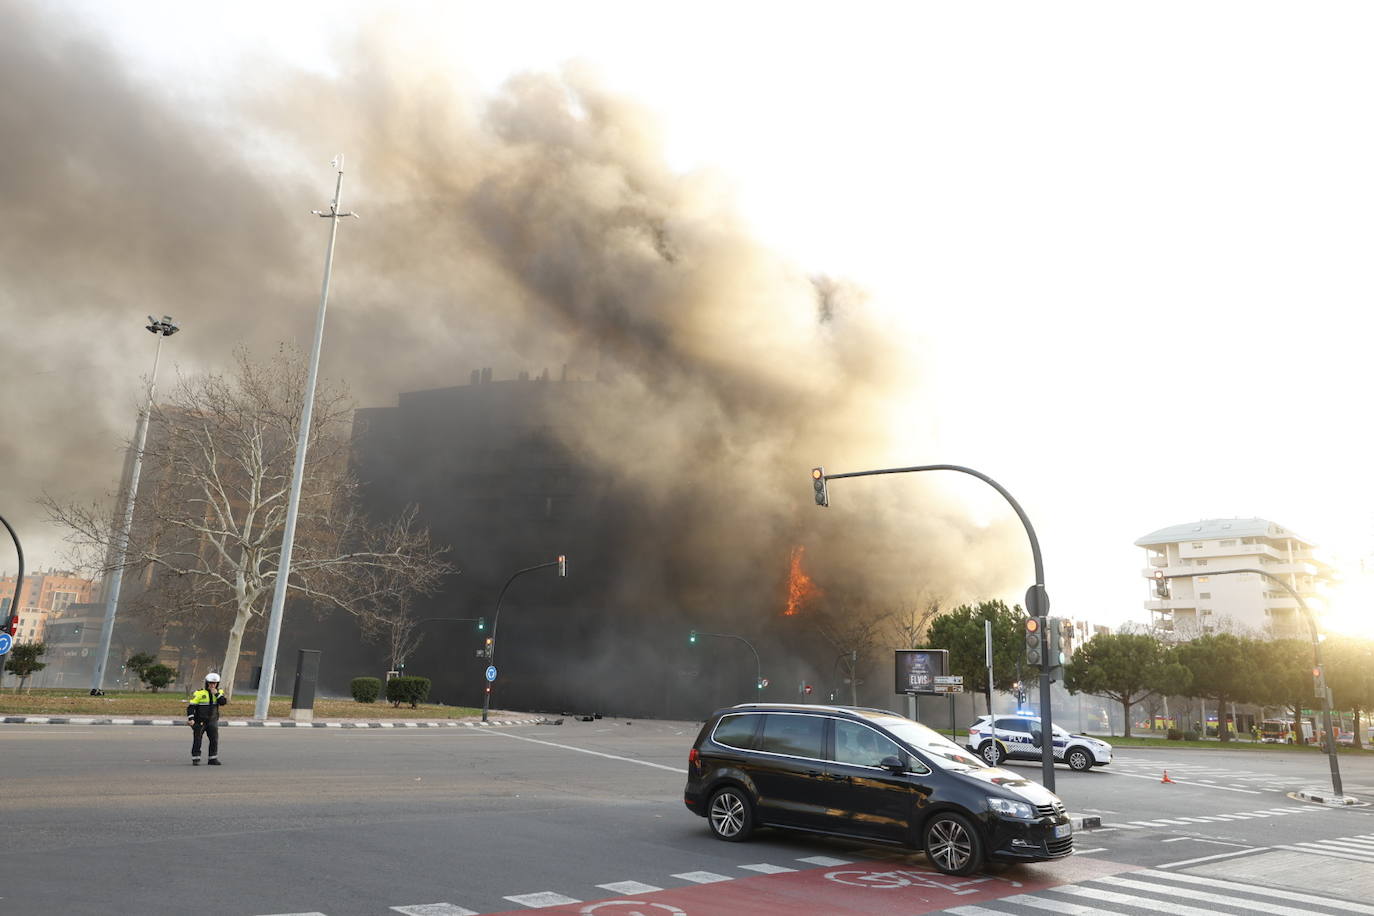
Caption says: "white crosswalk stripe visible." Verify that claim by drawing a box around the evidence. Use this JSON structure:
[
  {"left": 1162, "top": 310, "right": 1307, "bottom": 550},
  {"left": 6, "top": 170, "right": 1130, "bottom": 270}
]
[
  {"left": 503, "top": 892, "right": 581, "bottom": 908},
  {"left": 937, "top": 866, "right": 1369, "bottom": 915},
  {"left": 596, "top": 881, "right": 662, "bottom": 895}
]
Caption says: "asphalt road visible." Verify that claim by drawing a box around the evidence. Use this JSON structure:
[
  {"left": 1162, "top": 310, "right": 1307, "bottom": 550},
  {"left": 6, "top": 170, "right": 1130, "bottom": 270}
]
[{"left": 2, "top": 720, "right": 1372, "bottom": 915}]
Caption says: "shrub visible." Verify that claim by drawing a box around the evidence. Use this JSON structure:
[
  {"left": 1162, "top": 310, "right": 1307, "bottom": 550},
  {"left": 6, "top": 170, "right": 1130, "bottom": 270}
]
[
  {"left": 385, "top": 676, "right": 431, "bottom": 708},
  {"left": 1166, "top": 728, "right": 1182, "bottom": 741},
  {"left": 1183, "top": 729, "right": 1201, "bottom": 742},
  {"left": 142, "top": 664, "right": 177, "bottom": 692},
  {"left": 351, "top": 677, "right": 381, "bottom": 704}
]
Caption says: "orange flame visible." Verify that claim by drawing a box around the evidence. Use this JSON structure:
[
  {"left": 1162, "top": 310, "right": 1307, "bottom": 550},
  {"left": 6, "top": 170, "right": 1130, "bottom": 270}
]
[{"left": 784, "top": 545, "right": 822, "bottom": 616}]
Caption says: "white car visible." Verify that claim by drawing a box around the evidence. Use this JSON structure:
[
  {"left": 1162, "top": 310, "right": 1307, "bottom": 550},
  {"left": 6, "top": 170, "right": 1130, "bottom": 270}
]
[{"left": 966, "top": 715, "right": 1113, "bottom": 772}]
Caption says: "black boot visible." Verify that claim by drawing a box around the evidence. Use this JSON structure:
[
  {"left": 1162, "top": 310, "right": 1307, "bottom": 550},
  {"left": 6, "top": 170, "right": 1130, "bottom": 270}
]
[
  {"left": 192, "top": 758, "right": 201, "bottom": 765},
  {"left": 207, "top": 758, "right": 222, "bottom": 766}
]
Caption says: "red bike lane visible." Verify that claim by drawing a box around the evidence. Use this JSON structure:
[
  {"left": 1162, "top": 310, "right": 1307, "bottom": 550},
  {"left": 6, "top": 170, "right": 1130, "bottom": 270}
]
[{"left": 487, "top": 854, "right": 1139, "bottom": 916}]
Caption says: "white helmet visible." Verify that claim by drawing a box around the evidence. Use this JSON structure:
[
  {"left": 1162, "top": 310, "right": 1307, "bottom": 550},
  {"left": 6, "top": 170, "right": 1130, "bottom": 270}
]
[{"left": 205, "top": 672, "right": 221, "bottom": 683}]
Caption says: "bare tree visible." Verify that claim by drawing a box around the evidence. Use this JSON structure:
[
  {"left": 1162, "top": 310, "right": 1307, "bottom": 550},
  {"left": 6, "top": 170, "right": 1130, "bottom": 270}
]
[
  {"left": 813, "top": 600, "right": 893, "bottom": 706},
  {"left": 44, "top": 347, "right": 451, "bottom": 689},
  {"left": 888, "top": 594, "right": 945, "bottom": 649}
]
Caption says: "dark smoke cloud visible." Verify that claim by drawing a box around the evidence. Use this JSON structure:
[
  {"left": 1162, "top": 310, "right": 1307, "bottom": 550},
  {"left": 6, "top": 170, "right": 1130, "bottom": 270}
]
[{"left": 1, "top": 7, "right": 1022, "bottom": 625}]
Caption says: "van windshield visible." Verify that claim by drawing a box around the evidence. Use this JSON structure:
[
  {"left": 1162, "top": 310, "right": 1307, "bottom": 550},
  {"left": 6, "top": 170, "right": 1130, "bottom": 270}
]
[{"left": 860, "top": 712, "right": 984, "bottom": 771}]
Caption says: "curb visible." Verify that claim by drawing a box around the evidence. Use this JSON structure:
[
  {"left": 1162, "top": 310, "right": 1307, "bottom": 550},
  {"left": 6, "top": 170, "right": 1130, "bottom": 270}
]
[
  {"left": 1292, "top": 789, "right": 1365, "bottom": 807},
  {"left": 1, "top": 715, "right": 548, "bottom": 729},
  {"left": 1070, "top": 814, "right": 1102, "bottom": 830}
]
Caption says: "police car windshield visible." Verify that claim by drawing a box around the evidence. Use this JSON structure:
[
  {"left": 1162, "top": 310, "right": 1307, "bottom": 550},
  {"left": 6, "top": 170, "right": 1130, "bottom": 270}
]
[{"left": 861, "top": 713, "right": 983, "bottom": 770}]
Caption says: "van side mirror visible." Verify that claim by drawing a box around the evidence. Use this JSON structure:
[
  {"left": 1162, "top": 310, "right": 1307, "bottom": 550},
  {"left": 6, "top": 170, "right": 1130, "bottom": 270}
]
[{"left": 880, "top": 755, "right": 905, "bottom": 773}]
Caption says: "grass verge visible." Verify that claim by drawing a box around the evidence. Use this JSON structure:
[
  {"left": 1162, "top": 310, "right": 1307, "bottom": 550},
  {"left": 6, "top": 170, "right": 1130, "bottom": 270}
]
[{"left": 0, "top": 688, "right": 481, "bottom": 719}]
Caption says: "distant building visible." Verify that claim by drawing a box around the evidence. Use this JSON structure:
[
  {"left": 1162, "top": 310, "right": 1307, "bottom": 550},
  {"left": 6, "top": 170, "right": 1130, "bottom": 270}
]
[
  {"left": 0, "top": 570, "right": 99, "bottom": 644},
  {"left": 1135, "top": 518, "right": 1330, "bottom": 638}
]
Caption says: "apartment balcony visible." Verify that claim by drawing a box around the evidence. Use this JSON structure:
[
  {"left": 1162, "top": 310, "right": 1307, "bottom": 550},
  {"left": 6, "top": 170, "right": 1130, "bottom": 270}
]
[{"left": 1144, "top": 599, "right": 1197, "bottom": 612}]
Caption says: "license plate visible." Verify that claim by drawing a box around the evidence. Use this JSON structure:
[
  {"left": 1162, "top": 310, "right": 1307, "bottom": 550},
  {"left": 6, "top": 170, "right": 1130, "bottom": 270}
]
[{"left": 1053, "top": 823, "right": 1072, "bottom": 839}]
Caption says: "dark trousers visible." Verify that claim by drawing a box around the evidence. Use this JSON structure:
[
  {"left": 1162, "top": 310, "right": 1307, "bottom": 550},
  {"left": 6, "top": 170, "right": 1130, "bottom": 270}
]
[{"left": 191, "top": 721, "right": 219, "bottom": 759}]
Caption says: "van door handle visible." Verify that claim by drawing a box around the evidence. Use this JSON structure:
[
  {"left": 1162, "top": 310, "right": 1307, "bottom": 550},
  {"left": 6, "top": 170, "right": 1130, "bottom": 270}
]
[{"left": 824, "top": 773, "right": 849, "bottom": 782}]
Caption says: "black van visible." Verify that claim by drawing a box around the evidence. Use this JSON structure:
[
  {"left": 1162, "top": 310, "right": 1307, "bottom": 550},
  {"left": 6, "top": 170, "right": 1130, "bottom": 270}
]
[{"left": 683, "top": 703, "right": 1072, "bottom": 875}]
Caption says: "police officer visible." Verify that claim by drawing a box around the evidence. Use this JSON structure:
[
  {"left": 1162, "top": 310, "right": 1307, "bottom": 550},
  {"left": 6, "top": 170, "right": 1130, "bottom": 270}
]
[{"left": 187, "top": 672, "right": 228, "bottom": 765}]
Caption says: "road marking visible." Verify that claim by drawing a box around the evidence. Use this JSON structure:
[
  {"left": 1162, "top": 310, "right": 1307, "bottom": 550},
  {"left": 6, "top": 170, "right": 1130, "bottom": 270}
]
[
  {"left": 947, "top": 906, "right": 1005, "bottom": 915},
  {"left": 1148, "top": 868, "right": 1374, "bottom": 913},
  {"left": 391, "top": 905, "right": 480, "bottom": 916},
  {"left": 1073, "top": 847, "right": 1108, "bottom": 855},
  {"left": 739, "top": 863, "right": 796, "bottom": 874},
  {"left": 596, "top": 882, "right": 663, "bottom": 895},
  {"left": 1157, "top": 846, "right": 1267, "bottom": 868},
  {"left": 1100, "top": 874, "right": 1340, "bottom": 915},
  {"left": 979, "top": 894, "right": 1102, "bottom": 914},
  {"left": 1107, "top": 770, "right": 1262, "bottom": 793},
  {"left": 797, "top": 856, "right": 852, "bottom": 866},
  {"left": 481, "top": 730, "right": 687, "bottom": 773},
  {"left": 672, "top": 871, "right": 732, "bottom": 884},
  {"left": 1276, "top": 842, "right": 1374, "bottom": 862},
  {"left": 504, "top": 892, "right": 582, "bottom": 908}
]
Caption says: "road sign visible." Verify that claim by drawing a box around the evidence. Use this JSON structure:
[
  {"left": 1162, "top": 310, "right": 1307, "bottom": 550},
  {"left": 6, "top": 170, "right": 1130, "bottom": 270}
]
[
  {"left": 931, "top": 684, "right": 964, "bottom": 694},
  {"left": 485, "top": 665, "right": 497, "bottom": 682},
  {"left": 759, "top": 678, "right": 769, "bottom": 688},
  {"left": 0, "top": 632, "right": 11, "bottom": 656},
  {"left": 933, "top": 675, "right": 963, "bottom": 685}
]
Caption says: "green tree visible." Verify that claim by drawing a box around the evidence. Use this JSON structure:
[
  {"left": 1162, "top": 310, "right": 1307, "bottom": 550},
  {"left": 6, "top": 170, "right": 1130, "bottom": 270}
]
[
  {"left": 1176, "top": 634, "right": 1256, "bottom": 743},
  {"left": 927, "top": 600, "right": 1026, "bottom": 712},
  {"left": 1325, "top": 636, "right": 1374, "bottom": 749},
  {"left": 125, "top": 651, "right": 157, "bottom": 683},
  {"left": 1062, "top": 632, "right": 1189, "bottom": 738},
  {"left": 142, "top": 664, "right": 177, "bottom": 692},
  {"left": 5, "top": 642, "right": 48, "bottom": 692},
  {"left": 1252, "top": 638, "right": 1316, "bottom": 735}
]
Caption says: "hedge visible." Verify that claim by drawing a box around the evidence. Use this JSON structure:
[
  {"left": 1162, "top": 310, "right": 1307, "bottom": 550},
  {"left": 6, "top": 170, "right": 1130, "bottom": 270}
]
[
  {"left": 351, "top": 677, "right": 382, "bottom": 704},
  {"left": 385, "top": 675, "right": 431, "bottom": 708}
]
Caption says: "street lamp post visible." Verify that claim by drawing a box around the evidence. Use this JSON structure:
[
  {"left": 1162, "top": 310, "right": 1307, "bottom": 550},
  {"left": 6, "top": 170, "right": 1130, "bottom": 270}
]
[
  {"left": 690, "top": 630, "right": 764, "bottom": 698},
  {"left": 90, "top": 315, "right": 179, "bottom": 696},
  {"left": 255, "top": 158, "right": 356, "bottom": 720},
  {"left": 1156, "top": 567, "right": 1346, "bottom": 798},
  {"left": 812, "top": 463, "right": 1058, "bottom": 790},
  {"left": 483, "top": 556, "right": 566, "bottom": 723}
]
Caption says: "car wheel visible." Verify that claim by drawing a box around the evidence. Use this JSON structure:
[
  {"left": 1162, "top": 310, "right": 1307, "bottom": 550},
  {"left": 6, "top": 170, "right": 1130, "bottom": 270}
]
[
  {"left": 980, "top": 741, "right": 1005, "bottom": 766},
  {"left": 1066, "top": 747, "right": 1093, "bottom": 771},
  {"left": 924, "top": 811, "right": 984, "bottom": 876},
  {"left": 707, "top": 786, "right": 754, "bottom": 842}
]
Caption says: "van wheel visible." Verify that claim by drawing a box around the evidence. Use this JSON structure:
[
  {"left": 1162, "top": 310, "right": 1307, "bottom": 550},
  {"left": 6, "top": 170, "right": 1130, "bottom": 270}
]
[
  {"left": 708, "top": 786, "right": 754, "bottom": 842},
  {"left": 1066, "top": 747, "right": 1093, "bottom": 771},
  {"left": 925, "top": 812, "right": 984, "bottom": 876},
  {"left": 980, "top": 742, "right": 1005, "bottom": 766}
]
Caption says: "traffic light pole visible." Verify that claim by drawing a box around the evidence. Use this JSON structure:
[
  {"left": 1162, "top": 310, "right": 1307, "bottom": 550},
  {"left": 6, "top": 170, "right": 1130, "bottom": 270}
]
[
  {"left": 691, "top": 630, "right": 764, "bottom": 697},
  {"left": 1155, "top": 568, "right": 1344, "bottom": 798},
  {"left": 483, "top": 557, "right": 565, "bottom": 723},
  {"left": 1, "top": 514, "right": 24, "bottom": 691},
  {"left": 813, "top": 464, "right": 1057, "bottom": 791}
]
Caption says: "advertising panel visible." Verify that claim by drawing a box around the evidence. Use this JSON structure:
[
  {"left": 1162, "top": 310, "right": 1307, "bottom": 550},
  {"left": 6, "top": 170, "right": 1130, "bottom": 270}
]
[{"left": 894, "top": 649, "right": 948, "bottom": 695}]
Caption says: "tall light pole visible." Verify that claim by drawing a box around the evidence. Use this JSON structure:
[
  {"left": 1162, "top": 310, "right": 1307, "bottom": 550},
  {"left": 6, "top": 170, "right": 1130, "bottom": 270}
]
[
  {"left": 90, "top": 315, "right": 179, "bottom": 696},
  {"left": 254, "top": 157, "right": 357, "bottom": 720}
]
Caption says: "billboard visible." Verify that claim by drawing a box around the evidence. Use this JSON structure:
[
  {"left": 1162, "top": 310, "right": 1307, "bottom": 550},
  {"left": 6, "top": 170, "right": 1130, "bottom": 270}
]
[{"left": 895, "top": 649, "right": 948, "bottom": 695}]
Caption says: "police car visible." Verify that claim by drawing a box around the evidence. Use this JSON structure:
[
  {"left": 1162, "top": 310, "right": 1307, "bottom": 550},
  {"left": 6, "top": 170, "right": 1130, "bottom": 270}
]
[{"left": 967, "top": 715, "right": 1113, "bottom": 771}]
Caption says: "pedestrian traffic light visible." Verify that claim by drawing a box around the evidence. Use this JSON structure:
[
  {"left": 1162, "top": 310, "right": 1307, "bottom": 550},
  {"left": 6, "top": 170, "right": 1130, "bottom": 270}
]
[
  {"left": 811, "top": 467, "right": 829, "bottom": 507},
  {"left": 1024, "top": 617, "right": 1043, "bottom": 667},
  {"left": 558, "top": 555, "right": 566, "bottom": 577},
  {"left": 1153, "top": 570, "right": 1169, "bottom": 599},
  {"left": 476, "top": 617, "right": 486, "bottom": 631},
  {"left": 689, "top": 630, "right": 697, "bottom": 644}
]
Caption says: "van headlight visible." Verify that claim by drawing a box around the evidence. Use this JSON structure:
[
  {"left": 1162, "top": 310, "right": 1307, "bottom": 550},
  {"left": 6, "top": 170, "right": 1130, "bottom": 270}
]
[{"left": 987, "top": 797, "right": 1034, "bottom": 820}]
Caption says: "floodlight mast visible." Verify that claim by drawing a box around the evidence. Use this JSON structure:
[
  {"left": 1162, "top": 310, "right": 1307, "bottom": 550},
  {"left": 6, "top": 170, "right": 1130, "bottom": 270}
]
[{"left": 254, "top": 158, "right": 355, "bottom": 720}]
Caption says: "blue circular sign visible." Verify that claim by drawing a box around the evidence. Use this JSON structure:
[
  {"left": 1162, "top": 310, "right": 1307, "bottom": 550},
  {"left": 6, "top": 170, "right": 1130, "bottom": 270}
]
[
  {"left": 0, "top": 632, "right": 12, "bottom": 656},
  {"left": 485, "top": 665, "right": 497, "bottom": 682}
]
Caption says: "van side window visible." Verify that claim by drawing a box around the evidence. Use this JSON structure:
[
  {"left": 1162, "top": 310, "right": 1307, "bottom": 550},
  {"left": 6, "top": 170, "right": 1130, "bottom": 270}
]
[
  {"left": 760, "top": 713, "right": 825, "bottom": 759},
  {"left": 833, "top": 720, "right": 904, "bottom": 768},
  {"left": 712, "top": 714, "right": 762, "bottom": 750}
]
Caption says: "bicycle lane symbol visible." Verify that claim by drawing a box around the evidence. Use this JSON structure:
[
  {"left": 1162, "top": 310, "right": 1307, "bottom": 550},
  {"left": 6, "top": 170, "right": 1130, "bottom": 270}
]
[
  {"left": 824, "top": 867, "right": 1023, "bottom": 897},
  {"left": 579, "top": 901, "right": 687, "bottom": 916}
]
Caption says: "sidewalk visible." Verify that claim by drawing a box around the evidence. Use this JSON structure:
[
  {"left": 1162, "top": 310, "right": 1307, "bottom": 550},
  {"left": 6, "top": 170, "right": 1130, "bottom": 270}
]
[{"left": 0, "top": 712, "right": 549, "bottom": 728}]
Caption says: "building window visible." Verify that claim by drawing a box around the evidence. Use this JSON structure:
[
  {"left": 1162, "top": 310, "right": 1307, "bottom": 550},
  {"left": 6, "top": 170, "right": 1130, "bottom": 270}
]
[
  {"left": 1197, "top": 560, "right": 1208, "bottom": 566},
  {"left": 1219, "top": 539, "right": 1236, "bottom": 547},
  {"left": 1197, "top": 576, "right": 1210, "bottom": 582},
  {"left": 1199, "top": 592, "right": 1211, "bottom": 599},
  {"left": 1191, "top": 542, "right": 1204, "bottom": 549}
]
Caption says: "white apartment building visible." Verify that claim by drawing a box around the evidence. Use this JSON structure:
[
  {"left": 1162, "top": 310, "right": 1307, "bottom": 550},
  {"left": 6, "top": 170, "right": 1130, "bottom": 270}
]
[{"left": 1135, "top": 518, "right": 1330, "bottom": 638}]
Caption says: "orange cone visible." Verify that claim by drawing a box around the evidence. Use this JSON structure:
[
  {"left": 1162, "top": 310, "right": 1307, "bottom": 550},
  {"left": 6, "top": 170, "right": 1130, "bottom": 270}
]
[{"left": 1161, "top": 770, "right": 1174, "bottom": 784}]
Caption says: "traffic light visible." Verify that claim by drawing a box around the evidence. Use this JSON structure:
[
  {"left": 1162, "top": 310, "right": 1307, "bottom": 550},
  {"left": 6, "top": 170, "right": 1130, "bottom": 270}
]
[
  {"left": 1024, "top": 617, "right": 1043, "bottom": 667},
  {"left": 1153, "top": 570, "right": 1169, "bottom": 599},
  {"left": 689, "top": 630, "right": 697, "bottom": 644},
  {"left": 476, "top": 617, "right": 486, "bottom": 632},
  {"left": 1046, "top": 618, "right": 1062, "bottom": 671},
  {"left": 1313, "top": 665, "right": 1326, "bottom": 699},
  {"left": 811, "top": 467, "right": 829, "bottom": 507},
  {"left": 558, "top": 555, "right": 567, "bottom": 577},
  {"left": 484, "top": 636, "right": 494, "bottom": 658}
]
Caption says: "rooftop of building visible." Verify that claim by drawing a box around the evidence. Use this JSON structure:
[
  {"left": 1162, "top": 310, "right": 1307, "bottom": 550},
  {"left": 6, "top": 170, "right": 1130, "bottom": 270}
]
[{"left": 1133, "top": 517, "right": 1313, "bottom": 548}]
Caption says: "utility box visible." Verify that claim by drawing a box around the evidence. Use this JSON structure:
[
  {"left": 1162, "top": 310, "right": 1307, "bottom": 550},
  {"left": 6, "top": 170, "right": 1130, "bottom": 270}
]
[{"left": 290, "top": 649, "right": 322, "bottom": 722}]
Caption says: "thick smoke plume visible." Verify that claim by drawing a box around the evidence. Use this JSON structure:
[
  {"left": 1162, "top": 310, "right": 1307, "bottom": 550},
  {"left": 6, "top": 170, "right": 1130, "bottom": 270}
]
[{"left": 1, "top": 7, "right": 1023, "bottom": 700}]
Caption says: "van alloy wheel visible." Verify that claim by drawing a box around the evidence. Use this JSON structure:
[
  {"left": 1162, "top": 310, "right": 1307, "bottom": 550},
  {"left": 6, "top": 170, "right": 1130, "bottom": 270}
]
[
  {"left": 925, "top": 813, "right": 983, "bottom": 876},
  {"left": 708, "top": 787, "right": 753, "bottom": 842}
]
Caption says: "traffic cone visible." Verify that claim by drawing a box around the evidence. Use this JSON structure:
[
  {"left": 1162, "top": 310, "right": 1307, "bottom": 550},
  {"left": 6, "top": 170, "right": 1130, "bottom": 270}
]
[{"left": 1161, "top": 770, "right": 1174, "bottom": 784}]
